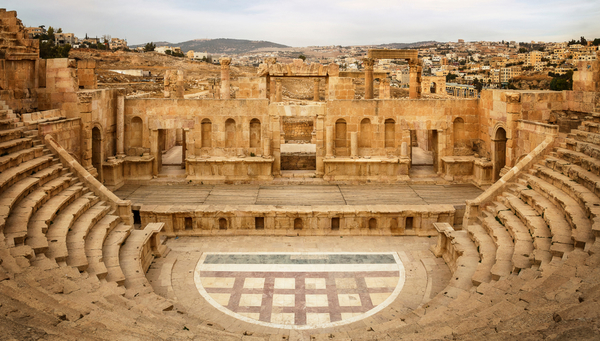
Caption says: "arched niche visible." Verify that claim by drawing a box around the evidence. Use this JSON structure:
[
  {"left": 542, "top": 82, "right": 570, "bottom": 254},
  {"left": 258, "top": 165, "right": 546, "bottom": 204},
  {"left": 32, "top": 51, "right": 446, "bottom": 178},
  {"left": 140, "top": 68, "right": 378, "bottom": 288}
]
[
  {"left": 201, "top": 119, "right": 212, "bottom": 148},
  {"left": 385, "top": 118, "right": 395, "bottom": 148},
  {"left": 225, "top": 118, "right": 236, "bottom": 148},
  {"left": 250, "top": 118, "right": 261, "bottom": 148},
  {"left": 359, "top": 118, "right": 371, "bottom": 148}
]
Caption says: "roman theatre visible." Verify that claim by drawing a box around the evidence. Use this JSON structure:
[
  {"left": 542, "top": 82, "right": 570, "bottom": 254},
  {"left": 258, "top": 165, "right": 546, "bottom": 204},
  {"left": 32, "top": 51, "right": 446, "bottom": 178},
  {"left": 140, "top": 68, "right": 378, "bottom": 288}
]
[{"left": 1, "top": 8, "right": 600, "bottom": 340}]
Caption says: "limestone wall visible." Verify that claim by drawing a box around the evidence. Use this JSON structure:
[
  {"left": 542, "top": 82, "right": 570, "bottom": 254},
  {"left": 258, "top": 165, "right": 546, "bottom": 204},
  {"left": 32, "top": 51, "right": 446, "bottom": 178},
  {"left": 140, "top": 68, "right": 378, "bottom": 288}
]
[
  {"left": 77, "top": 88, "right": 120, "bottom": 168},
  {"left": 125, "top": 98, "right": 270, "bottom": 158},
  {"left": 236, "top": 77, "right": 267, "bottom": 99},
  {"left": 140, "top": 204, "right": 456, "bottom": 237},
  {"left": 325, "top": 99, "right": 479, "bottom": 160},
  {"left": 37, "top": 117, "right": 82, "bottom": 161}
]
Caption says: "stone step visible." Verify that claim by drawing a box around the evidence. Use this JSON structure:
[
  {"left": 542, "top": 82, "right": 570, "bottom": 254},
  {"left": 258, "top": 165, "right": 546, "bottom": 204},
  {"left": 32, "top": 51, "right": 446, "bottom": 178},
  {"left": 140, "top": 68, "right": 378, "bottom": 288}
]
[
  {"left": 0, "top": 145, "right": 45, "bottom": 174},
  {"left": 0, "top": 154, "right": 54, "bottom": 196},
  {"left": 0, "top": 127, "right": 23, "bottom": 143},
  {"left": 571, "top": 129, "right": 600, "bottom": 146},
  {"left": 45, "top": 193, "right": 98, "bottom": 263},
  {"left": 103, "top": 223, "right": 132, "bottom": 286},
  {"left": 480, "top": 210, "right": 514, "bottom": 280},
  {"left": 0, "top": 137, "right": 32, "bottom": 155},
  {"left": 556, "top": 148, "right": 600, "bottom": 178},
  {"left": 467, "top": 223, "right": 496, "bottom": 286},
  {"left": 545, "top": 156, "right": 600, "bottom": 200},
  {"left": 85, "top": 214, "right": 121, "bottom": 280},
  {"left": 496, "top": 195, "right": 535, "bottom": 272},
  {"left": 532, "top": 165, "right": 596, "bottom": 248},
  {"left": 66, "top": 202, "right": 112, "bottom": 271},
  {"left": 521, "top": 174, "right": 578, "bottom": 257},
  {"left": 120, "top": 224, "right": 163, "bottom": 298},
  {"left": 502, "top": 190, "right": 553, "bottom": 266},
  {"left": 3, "top": 174, "right": 72, "bottom": 246},
  {"left": 26, "top": 184, "right": 85, "bottom": 254},
  {"left": 0, "top": 163, "right": 64, "bottom": 235}
]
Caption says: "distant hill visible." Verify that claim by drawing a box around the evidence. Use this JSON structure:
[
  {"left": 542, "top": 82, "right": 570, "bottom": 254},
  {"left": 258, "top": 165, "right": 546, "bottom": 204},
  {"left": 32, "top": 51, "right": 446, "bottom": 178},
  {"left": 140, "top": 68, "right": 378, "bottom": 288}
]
[
  {"left": 132, "top": 38, "right": 289, "bottom": 54},
  {"left": 377, "top": 41, "right": 438, "bottom": 49}
]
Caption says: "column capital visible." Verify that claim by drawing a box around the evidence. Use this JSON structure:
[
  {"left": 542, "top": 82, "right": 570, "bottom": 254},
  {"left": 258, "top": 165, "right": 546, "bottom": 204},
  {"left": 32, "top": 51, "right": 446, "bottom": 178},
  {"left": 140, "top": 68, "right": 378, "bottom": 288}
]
[
  {"left": 220, "top": 57, "right": 232, "bottom": 68},
  {"left": 362, "top": 58, "right": 375, "bottom": 70}
]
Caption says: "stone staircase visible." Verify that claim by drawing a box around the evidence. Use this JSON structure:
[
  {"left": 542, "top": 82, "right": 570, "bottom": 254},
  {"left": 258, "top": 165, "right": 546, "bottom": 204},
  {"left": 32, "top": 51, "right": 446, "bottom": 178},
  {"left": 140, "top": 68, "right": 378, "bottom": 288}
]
[
  {"left": 2, "top": 95, "right": 600, "bottom": 339},
  {"left": 0, "top": 101, "right": 252, "bottom": 340},
  {"left": 309, "top": 115, "right": 600, "bottom": 340}
]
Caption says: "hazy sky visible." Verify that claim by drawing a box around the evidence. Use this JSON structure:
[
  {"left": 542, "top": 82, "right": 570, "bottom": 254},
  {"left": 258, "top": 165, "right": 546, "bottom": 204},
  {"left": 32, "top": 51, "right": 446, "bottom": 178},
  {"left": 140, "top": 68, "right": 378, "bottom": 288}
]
[{"left": 12, "top": 0, "right": 600, "bottom": 46}]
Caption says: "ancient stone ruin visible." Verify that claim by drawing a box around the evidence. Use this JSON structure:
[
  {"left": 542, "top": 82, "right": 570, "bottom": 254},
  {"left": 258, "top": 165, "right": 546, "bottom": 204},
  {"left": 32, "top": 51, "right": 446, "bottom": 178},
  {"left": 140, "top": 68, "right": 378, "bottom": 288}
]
[{"left": 1, "top": 8, "right": 600, "bottom": 340}]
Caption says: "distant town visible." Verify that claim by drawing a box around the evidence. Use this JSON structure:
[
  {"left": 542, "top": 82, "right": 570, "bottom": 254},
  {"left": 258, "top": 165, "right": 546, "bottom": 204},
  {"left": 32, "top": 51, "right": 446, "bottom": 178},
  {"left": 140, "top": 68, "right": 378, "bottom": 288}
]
[{"left": 25, "top": 25, "right": 599, "bottom": 94}]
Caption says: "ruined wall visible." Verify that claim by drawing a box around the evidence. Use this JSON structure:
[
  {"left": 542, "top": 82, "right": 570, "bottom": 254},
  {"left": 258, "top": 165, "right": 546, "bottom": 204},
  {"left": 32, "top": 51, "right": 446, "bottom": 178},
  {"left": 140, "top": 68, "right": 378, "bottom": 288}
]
[
  {"left": 37, "top": 117, "right": 82, "bottom": 161},
  {"left": 38, "top": 58, "right": 79, "bottom": 115},
  {"left": 77, "top": 59, "right": 97, "bottom": 90},
  {"left": 282, "top": 116, "right": 314, "bottom": 142},
  {"left": 0, "top": 9, "right": 40, "bottom": 113},
  {"left": 328, "top": 77, "right": 355, "bottom": 100},
  {"left": 325, "top": 99, "right": 479, "bottom": 159},
  {"left": 236, "top": 77, "right": 267, "bottom": 99},
  {"left": 77, "top": 88, "right": 120, "bottom": 167},
  {"left": 125, "top": 98, "right": 270, "bottom": 158}
]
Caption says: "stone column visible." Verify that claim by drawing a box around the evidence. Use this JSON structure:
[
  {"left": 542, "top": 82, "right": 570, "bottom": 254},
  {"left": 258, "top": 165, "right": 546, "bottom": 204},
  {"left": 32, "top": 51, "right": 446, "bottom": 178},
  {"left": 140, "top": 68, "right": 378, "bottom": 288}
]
[
  {"left": 326, "top": 126, "right": 334, "bottom": 157},
  {"left": 275, "top": 79, "right": 283, "bottom": 102},
  {"left": 116, "top": 91, "right": 125, "bottom": 157},
  {"left": 379, "top": 78, "right": 391, "bottom": 99},
  {"left": 220, "top": 57, "right": 232, "bottom": 99},
  {"left": 270, "top": 78, "right": 276, "bottom": 102},
  {"left": 181, "top": 129, "right": 187, "bottom": 169},
  {"left": 401, "top": 142, "right": 408, "bottom": 157},
  {"left": 350, "top": 132, "right": 358, "bottom": 158},
  {"left": 363, "top": 58, "right": 375, "bottom": 99},
  {"left": 150, "top": 129, "right": 159, "bottom": 177},
  {"left": 313, "top": 79, "right": 320, "bottom": 101},
  {"left": 185, "top": 128, "right": 195, "bottom": 158},
  {"left": 175, "top": 70, "right": 184, "bottom": 99},
  {"left": 409, "top": 63, "right": 422, "bottom": 99},
  {"left": 163, "top": 70, "right": 171, "bottom": 98},
  {"left": 263, "top": 137, "right": 271, "bottom": 157}
]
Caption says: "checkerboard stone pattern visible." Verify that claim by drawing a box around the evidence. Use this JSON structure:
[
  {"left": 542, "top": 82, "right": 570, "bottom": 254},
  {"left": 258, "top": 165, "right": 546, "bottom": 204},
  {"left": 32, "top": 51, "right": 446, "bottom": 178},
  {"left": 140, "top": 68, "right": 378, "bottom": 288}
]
[{"left": 194, "top": 253, "right": 404, "bottom": 328}]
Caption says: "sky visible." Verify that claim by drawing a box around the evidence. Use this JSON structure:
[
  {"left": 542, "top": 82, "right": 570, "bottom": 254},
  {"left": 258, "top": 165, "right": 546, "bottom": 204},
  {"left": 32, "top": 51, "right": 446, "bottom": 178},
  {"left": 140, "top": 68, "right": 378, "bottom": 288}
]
[{"left": 11, "top": 0, "right": 600, "bottom": 47}]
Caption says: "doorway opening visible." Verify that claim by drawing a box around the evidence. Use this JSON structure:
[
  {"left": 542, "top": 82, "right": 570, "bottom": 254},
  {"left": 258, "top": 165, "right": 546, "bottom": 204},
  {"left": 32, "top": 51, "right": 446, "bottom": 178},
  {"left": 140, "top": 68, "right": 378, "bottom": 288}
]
[
  {"left": 493, "top": 127, "right": 507, "bottom": 181},
  {"left": 92, "top": 126, "right": 102, "bottom": 182},
  {"left": 409, "top": 129, "right": 438, "bottom": 177}
]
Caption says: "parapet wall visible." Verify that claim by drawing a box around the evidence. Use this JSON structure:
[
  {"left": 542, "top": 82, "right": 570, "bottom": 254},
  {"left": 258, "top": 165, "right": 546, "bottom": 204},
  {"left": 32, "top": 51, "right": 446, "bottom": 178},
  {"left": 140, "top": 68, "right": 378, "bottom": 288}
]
[{"left": 140, "top": 204, "right": 456, "bottom": 237}]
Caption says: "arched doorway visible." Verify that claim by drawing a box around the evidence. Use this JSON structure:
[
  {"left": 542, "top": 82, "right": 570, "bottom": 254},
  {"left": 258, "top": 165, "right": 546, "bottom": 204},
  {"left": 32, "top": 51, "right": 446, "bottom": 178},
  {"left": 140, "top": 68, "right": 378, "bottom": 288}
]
[
  {"left": 92, "top": 126, "right": 102, "bottom": 181},
  {"left": 492, "top": 127, "right": 507, "bottom": 181},
  {"left": 430, "top": 82, "right": 437, "bottom": 94}
]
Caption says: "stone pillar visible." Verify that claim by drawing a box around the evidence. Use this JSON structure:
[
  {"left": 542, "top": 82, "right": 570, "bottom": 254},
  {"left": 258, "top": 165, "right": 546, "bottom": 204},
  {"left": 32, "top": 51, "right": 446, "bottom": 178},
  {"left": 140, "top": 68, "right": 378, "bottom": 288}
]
[
  {"left": 363, "top": 58, "right": 375, "bottom": 99},
  {"left": 275, "top": 79, "right": 283, "bottom": 102},
  {"left": 409, "top": 63, "right": 422, "bottom": 99},
  {"left": 181, "top": 129, "right": 187, "bottom": 169},
  {"left": 316, "top": 115, "right": 325, "bottom": 177},
  {"left": 313, "top": 79, "right": 320, "bottom": 101},
  {"left": 270, "top": 78, "right": 276, "bottom": 102},
  {"left": 379, "top": 78, "right": 391, "bottom": 99},
  {"left": 185, "top": 128, "right": 195, "bottom": 158},
  {"left": 401, "top": 142, "right": 408, "bottom": 157},
  {"left": 116, "top": 91, "right": 125, "bottom": 157},
  {"left": 220, "top": 57, "right": 232, "bottom": 99},
  {"left": 263, "top": 137, "right": 271, "bottom": 157},
  {"left": 350, "top": 132, "right": 358, "bottom": 158},
  {"left": 163, "top": 70, "right": 171, "bottom": 98},
  {"left": 175, "top": 70, "right": 184, "bottom": 99},
  {"left": 150, "top": 129, "right": 159, "bottom": 177},
  {"left": 326, "top": 126, "right": 334, "bottom": 157}
]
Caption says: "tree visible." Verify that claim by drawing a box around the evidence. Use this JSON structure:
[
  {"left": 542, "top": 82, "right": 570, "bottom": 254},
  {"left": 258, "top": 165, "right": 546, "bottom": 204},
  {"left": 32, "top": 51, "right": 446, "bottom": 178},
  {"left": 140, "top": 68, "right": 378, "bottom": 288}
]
[
  {"left": 57, "top": 28, "right": 62, "bottom": 33},
  {"left": 446, "top": 73, "right": 458, "bottom": 82},
  {"left": 550, "top": 70, "right": 573, "bottom": 91},
  {"left": 518, "top": 47, "right": 528, "bottom": 54},
  {"left": 298, "top": 54, "right": 306, "bottom": 61},
  {"left": 144, "top": 42, "right": 156, "bottom": 52},
  {"left": 593, "top": 38, "right": 600, "bottom": 46},
  {"left": 47, "top": 26, "right": 55, "bottom": 41},
  {"left": 580, "top": 36, "right": 587, "bottom": 46}
]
